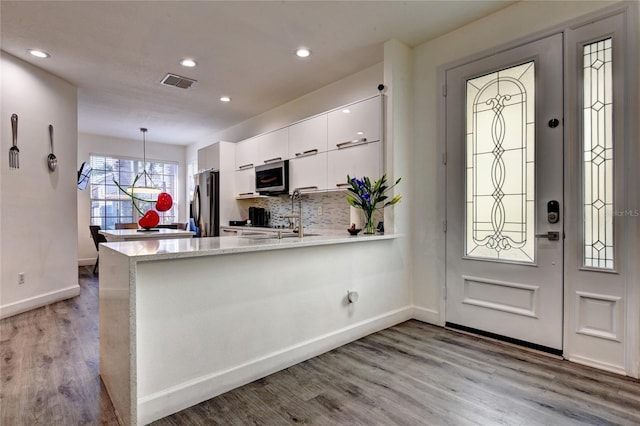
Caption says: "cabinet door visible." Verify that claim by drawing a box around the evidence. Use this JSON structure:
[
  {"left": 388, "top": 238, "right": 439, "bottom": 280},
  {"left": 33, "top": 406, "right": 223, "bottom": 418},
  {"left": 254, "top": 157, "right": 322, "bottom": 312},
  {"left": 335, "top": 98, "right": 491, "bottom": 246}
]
[
  {"left": 327, "top": 141, "right": 380, "bottom": 189},
  {"left": 289, "top": 114, "right": 328, "bottom": 157},
  {"left": 328, "top": 97, "right": 380, "bottom": 149},
  {"left": 235, "top": 137, "right": 259, "bottom": 170},
  {"left": 235, "top": 167, "right": 255, "bottom": 197},
  {"left": 197, "top": 143, "right": 219, "bottom": 171},
  {"left": 259, "top": 128, "right": 288, "bottom": 165},
  {"left": 289, "top": 152, "right": 328, "bottom": 192}
]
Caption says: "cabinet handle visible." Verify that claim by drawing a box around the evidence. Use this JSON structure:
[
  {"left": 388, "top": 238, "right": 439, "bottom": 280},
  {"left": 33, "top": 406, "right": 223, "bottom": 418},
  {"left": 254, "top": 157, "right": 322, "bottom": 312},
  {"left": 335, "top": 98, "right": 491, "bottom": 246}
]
[
  {"left": 238, "top": 192, "right": 254, "bottom": 196},
  {"left": 295, "top": 149, "right": 318, "bottom": 158},
  {"left": 223, "top": 229, "right": 238, "bottom": 233},
  {"left": 263, "top": 157, "right": 282, "bottom": 164},
  {"left": 336, "top": 137, "right": 368, "bottom": 149},
  {"left": 297, "top": 186, "right": 318, "bottom": 191},
  {"left": 335, "top": 183, "right": 351, "bottom": 188},
  {"left": 239, "top": 163, "right": 254, "bottom": 170}
]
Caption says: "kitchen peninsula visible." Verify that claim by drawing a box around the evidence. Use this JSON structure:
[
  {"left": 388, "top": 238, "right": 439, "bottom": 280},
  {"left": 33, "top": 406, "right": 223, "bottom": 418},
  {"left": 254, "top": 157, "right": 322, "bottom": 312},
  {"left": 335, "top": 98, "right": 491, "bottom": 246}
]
[{"left": 99, "top": 232, "right": 409, "bottom": 425}]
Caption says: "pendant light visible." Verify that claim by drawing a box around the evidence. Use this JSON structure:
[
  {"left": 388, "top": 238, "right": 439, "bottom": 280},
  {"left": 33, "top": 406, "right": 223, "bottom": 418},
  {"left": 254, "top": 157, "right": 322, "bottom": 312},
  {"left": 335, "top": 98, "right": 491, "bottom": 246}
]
[{"left": 129, "top": 128, "right": 161, "bottom": 194}]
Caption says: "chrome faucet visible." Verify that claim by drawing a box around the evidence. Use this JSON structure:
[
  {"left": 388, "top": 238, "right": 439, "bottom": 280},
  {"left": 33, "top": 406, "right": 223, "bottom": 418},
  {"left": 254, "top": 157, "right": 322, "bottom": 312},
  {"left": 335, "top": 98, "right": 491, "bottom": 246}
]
[{"left": 283, "top": 188, "right": 304, "bottom": 238}]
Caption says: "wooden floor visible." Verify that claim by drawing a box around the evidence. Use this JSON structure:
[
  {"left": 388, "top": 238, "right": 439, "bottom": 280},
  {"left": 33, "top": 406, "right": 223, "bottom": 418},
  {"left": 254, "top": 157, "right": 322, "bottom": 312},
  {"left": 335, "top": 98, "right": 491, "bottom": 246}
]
[{"left": 1, "top": 268, "right": 639, "bottom": 425}]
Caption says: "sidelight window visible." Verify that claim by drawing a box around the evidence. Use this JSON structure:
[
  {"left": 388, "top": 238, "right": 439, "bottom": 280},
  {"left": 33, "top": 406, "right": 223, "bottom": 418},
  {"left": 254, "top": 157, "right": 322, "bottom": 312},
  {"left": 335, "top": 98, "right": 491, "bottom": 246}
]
[{"left": 582, "top": 38, "right": 614, "bottom": 270}]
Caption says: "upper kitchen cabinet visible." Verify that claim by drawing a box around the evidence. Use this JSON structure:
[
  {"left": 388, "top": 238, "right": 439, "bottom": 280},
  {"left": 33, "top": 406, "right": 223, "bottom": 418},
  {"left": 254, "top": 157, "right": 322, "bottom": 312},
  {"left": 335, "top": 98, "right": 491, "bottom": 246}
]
[
  {"left": 235, "top": 136, "right": 260, "bottom": 170},
  {"left": 258, "top": 128, "right": 288, "bottom": 165},
  {"left": 198, "top": 141, "right": 235, "bottom": 172},
  {"left": 327, "top": 96, "right": 380, "bottom": 149},
  {"left": 289, "top": 152, "right": 328, "bottom": 192},
  {"left": 327, "top": 140, "right": 380, "bottom": 190},
  {"left": 288, "top": 114, "right": 328, "bottom": 158}
]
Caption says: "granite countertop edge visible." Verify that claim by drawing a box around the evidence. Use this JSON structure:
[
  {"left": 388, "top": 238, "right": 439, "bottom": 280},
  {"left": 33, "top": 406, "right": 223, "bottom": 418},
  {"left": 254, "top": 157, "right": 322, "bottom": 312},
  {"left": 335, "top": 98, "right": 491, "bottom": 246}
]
[{"left": 101, "top": 232, "right": 403, "bottom": 262}]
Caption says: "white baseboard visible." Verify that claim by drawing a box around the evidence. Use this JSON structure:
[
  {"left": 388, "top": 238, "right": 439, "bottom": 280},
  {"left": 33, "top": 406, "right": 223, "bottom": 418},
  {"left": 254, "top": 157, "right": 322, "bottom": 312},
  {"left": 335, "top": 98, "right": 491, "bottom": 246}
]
[
  {"left": 0, "top": 285, "right": 81, "bottom": 319},
  {"left": 567, "top": 354, "right": 627, "bottom": 376},
  {"left": 138, "top": 306, "right": 413, "bottom": 425},
  {"left": 78, "top": 257, "right": 97, "bottom": 267},
  {"left": 412, "top": 306, "right": 442, "bottom": 325}
]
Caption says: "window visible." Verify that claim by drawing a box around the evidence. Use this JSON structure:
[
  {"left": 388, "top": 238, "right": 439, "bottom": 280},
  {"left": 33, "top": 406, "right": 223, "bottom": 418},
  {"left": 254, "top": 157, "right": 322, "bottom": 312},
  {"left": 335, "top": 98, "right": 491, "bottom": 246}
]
[
  {"left": 465, "top": 61, "right": 535, "bottom": 262},
  {"left": 582, "top": 38, "right": 614, "bottom": 269},
  {"left": 89, "top": 154, "right": 178, "bottom": 229}
]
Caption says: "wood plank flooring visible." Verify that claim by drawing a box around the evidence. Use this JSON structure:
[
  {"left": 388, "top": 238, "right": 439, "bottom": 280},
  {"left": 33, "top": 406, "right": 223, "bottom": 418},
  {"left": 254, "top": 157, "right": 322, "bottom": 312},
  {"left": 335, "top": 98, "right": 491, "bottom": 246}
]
[{"left": 2, "top": 267, "right": 639, "bottom": 425}]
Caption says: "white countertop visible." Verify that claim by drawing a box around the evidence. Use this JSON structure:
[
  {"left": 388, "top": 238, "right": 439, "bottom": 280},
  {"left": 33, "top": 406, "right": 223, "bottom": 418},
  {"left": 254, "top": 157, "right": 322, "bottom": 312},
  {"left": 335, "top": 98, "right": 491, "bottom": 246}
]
[{"left": 102, "top": 231, "right": 399, "bottom": 262}]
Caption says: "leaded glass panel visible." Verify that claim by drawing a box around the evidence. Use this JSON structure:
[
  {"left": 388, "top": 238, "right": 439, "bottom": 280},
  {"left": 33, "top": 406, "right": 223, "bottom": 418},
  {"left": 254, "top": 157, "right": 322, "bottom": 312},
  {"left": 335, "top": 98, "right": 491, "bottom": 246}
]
[
  {"left": 583, "top": 38, "right": 614, "bottom": 269},
  {"left": 465, "top": 61, "right": 535, "bottom": 262}
]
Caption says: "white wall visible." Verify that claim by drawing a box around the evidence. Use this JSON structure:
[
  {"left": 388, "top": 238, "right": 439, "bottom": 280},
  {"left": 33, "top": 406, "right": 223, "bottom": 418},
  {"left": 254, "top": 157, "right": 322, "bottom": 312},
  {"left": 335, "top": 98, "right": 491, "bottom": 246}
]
[
  {"left": 1, "top": 52, "right": 79, "bottom": 318},
  {"left": 77, "top": 133, "right": 187, "bottom": 265}
]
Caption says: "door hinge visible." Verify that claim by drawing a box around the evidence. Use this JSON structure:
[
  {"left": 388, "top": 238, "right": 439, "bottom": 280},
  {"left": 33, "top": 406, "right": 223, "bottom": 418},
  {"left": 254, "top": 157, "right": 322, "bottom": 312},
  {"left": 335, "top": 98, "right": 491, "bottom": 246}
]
[
  {"left": 443, "top": 220, "right": 447, "bottom": 233},
  {"left": 442, "top": 84, "right": 447, "bottom": 97},
  {"left": 442, "top": 152, "right": 447, "bottom": 165}
]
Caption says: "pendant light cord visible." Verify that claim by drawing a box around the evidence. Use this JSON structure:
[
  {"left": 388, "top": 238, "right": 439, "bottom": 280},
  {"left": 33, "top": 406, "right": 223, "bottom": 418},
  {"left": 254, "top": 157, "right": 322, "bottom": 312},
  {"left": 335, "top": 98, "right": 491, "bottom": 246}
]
[{"left": 140, "top": 127, "right": 148, "bottom": 186}]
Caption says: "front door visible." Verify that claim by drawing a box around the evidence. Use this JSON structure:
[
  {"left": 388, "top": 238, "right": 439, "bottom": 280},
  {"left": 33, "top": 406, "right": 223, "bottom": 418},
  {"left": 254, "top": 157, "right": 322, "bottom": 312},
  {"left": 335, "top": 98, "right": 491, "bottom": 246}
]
[{"left": 445, "top": 33, "right": 564, "bottom": 352}]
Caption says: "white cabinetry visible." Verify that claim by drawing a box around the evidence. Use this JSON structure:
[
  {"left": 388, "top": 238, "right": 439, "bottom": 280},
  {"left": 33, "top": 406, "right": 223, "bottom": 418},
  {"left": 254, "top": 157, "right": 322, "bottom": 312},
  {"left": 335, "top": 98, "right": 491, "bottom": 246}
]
[
  {"left": 233, "top": 95, "right": 382, "bottom": 195},
  {"left": 234, "top": 137, "right": 260, "bottom": 198},
  {"left": 288, "top": 115, "right": 328, "bottom": 191},
  {"left": 289, "top": 115, "right": 328, "bottom": 157},
  {"left": 259, "top": 128, "right": 288, "bottom": 164},
  {"left": 290, "top": 152, "right": 328, "bottom": 191},
  {"left": 235, "top": 167, "right": 255, "bottom": 197},
  {"left": 327, "top": 141, "right": 380, "bottom": 189},
  {"left": 198, "top": 143, "right": 220, "bottom": 172},
  {"left": 326, "top": 96, "right": 382, "bottom": 189},
  {"left": 327, "top": 96, "right": 380, "bottom": 149},
  {"left": 235, "top": 137, "right": 260, "bottom": 170}
]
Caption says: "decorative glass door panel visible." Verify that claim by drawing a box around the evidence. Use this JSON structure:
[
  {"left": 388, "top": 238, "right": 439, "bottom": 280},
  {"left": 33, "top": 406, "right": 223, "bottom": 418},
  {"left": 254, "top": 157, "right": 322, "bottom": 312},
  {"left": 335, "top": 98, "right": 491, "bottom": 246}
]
[{"left": 466, "top": 62, "right": 535, "bottom": 262}]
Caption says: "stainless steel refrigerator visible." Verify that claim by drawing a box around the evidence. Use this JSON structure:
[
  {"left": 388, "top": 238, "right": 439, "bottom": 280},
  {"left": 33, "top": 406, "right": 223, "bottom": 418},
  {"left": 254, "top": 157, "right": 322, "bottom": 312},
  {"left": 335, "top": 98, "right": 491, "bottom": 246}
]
[{"left": 192, "top": 169, "right": 220, "bottom": 237}]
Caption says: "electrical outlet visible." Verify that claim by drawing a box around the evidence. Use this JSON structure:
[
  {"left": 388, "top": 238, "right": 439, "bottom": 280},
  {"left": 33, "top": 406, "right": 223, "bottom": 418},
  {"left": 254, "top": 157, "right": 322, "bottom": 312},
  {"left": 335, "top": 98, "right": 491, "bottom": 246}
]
[
  {"left": 18, "top": 272, "right": 25, "bottom": 286},
  {"left": 317, "top": 206, "right": 323, "bottom": 216}
]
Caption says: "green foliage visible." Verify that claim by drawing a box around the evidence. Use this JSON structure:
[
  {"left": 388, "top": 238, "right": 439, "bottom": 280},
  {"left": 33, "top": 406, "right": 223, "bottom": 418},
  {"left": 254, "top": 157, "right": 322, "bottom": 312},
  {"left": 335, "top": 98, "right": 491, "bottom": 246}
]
[{"left": 345, "top": 174, "right": 402, "bottom": 218}]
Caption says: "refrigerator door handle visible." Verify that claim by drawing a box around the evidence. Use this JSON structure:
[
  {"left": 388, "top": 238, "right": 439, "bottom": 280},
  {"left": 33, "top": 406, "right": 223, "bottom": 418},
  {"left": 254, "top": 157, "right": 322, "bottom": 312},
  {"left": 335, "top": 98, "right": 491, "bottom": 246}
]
[{"left": 193, "top": 184, "right": 201, "bottom": 225}]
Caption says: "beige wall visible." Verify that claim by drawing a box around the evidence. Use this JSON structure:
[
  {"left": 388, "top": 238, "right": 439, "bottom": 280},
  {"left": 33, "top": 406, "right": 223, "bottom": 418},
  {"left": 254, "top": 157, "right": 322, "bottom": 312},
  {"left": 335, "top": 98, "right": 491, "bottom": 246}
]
[{"left": 1, "top": 52, "right": 79, "bottom": 318}]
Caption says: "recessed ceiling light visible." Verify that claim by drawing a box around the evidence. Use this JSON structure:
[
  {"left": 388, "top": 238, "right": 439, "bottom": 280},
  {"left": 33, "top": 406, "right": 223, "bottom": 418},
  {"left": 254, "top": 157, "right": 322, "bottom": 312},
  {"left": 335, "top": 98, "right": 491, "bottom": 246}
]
[
  {"left": 27, "top": 49, "right": 50, "bottom": 59},
  {"left": 180, "top": 58, "right": 197, "bottom": 67},
  {"left": 295, "top": 48, "right": 311, "bottom": 58},
  {"left": 220, "top": 96, "right": 231, "bottom": 102}
]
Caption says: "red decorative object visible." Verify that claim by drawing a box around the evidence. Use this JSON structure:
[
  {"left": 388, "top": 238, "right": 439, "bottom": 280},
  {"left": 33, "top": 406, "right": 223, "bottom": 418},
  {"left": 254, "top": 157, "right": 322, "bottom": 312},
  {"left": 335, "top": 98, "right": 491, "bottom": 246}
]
[
  {"left": 139, "top": 209, "right": 160, "bottom": 229},
  {"left": 155, "top": 192, "right": 173, "bottom": 212}
]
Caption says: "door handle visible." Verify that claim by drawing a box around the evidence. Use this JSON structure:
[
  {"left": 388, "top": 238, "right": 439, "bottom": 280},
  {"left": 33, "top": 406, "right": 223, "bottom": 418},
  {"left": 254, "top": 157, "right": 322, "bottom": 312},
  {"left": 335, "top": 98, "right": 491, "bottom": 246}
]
[{"left": 535, "top": 231, "right": 560, "bottom": 241}]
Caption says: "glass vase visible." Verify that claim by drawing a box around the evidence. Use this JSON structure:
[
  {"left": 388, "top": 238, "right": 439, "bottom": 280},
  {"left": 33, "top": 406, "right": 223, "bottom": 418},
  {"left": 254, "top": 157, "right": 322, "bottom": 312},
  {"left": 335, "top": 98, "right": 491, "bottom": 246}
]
[{"left": 363, "top": 211, "right": 376, "bottom": 234}]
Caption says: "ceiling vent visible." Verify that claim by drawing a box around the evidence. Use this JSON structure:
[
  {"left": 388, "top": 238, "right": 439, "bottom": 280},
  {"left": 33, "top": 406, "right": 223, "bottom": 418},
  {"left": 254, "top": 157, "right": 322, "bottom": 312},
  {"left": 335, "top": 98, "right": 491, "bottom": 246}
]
[{"left": 160, "top": 73, "right": 197, "bottom": 89}]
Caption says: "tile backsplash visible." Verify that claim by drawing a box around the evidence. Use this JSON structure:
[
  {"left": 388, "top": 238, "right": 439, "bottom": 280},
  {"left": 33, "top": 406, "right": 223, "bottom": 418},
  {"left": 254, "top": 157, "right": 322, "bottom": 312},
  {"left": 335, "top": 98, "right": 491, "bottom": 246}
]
[{"left": 235, "top": 191, "right": 382, "bottom": 231}]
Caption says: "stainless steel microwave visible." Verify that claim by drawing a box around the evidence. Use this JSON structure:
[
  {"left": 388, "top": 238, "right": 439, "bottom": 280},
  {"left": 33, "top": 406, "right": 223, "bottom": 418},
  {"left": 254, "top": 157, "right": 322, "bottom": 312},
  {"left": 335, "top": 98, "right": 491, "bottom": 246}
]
[{"left": 255, "top": 160, "right": 289, "bottom": 195}]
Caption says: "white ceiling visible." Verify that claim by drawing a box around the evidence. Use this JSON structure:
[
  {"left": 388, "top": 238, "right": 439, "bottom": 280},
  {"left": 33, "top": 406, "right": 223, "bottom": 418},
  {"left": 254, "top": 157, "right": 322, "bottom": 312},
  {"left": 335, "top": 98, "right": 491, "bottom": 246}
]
[{"left": 1, "top": 1, "right": 515, "bottom": 145}]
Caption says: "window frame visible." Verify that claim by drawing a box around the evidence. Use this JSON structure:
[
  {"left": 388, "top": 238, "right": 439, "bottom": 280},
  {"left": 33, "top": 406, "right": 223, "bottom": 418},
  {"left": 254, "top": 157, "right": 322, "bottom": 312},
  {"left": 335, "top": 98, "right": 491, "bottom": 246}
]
[{"left": 88, "top": 153, "right": 179, "bottom": 230}]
